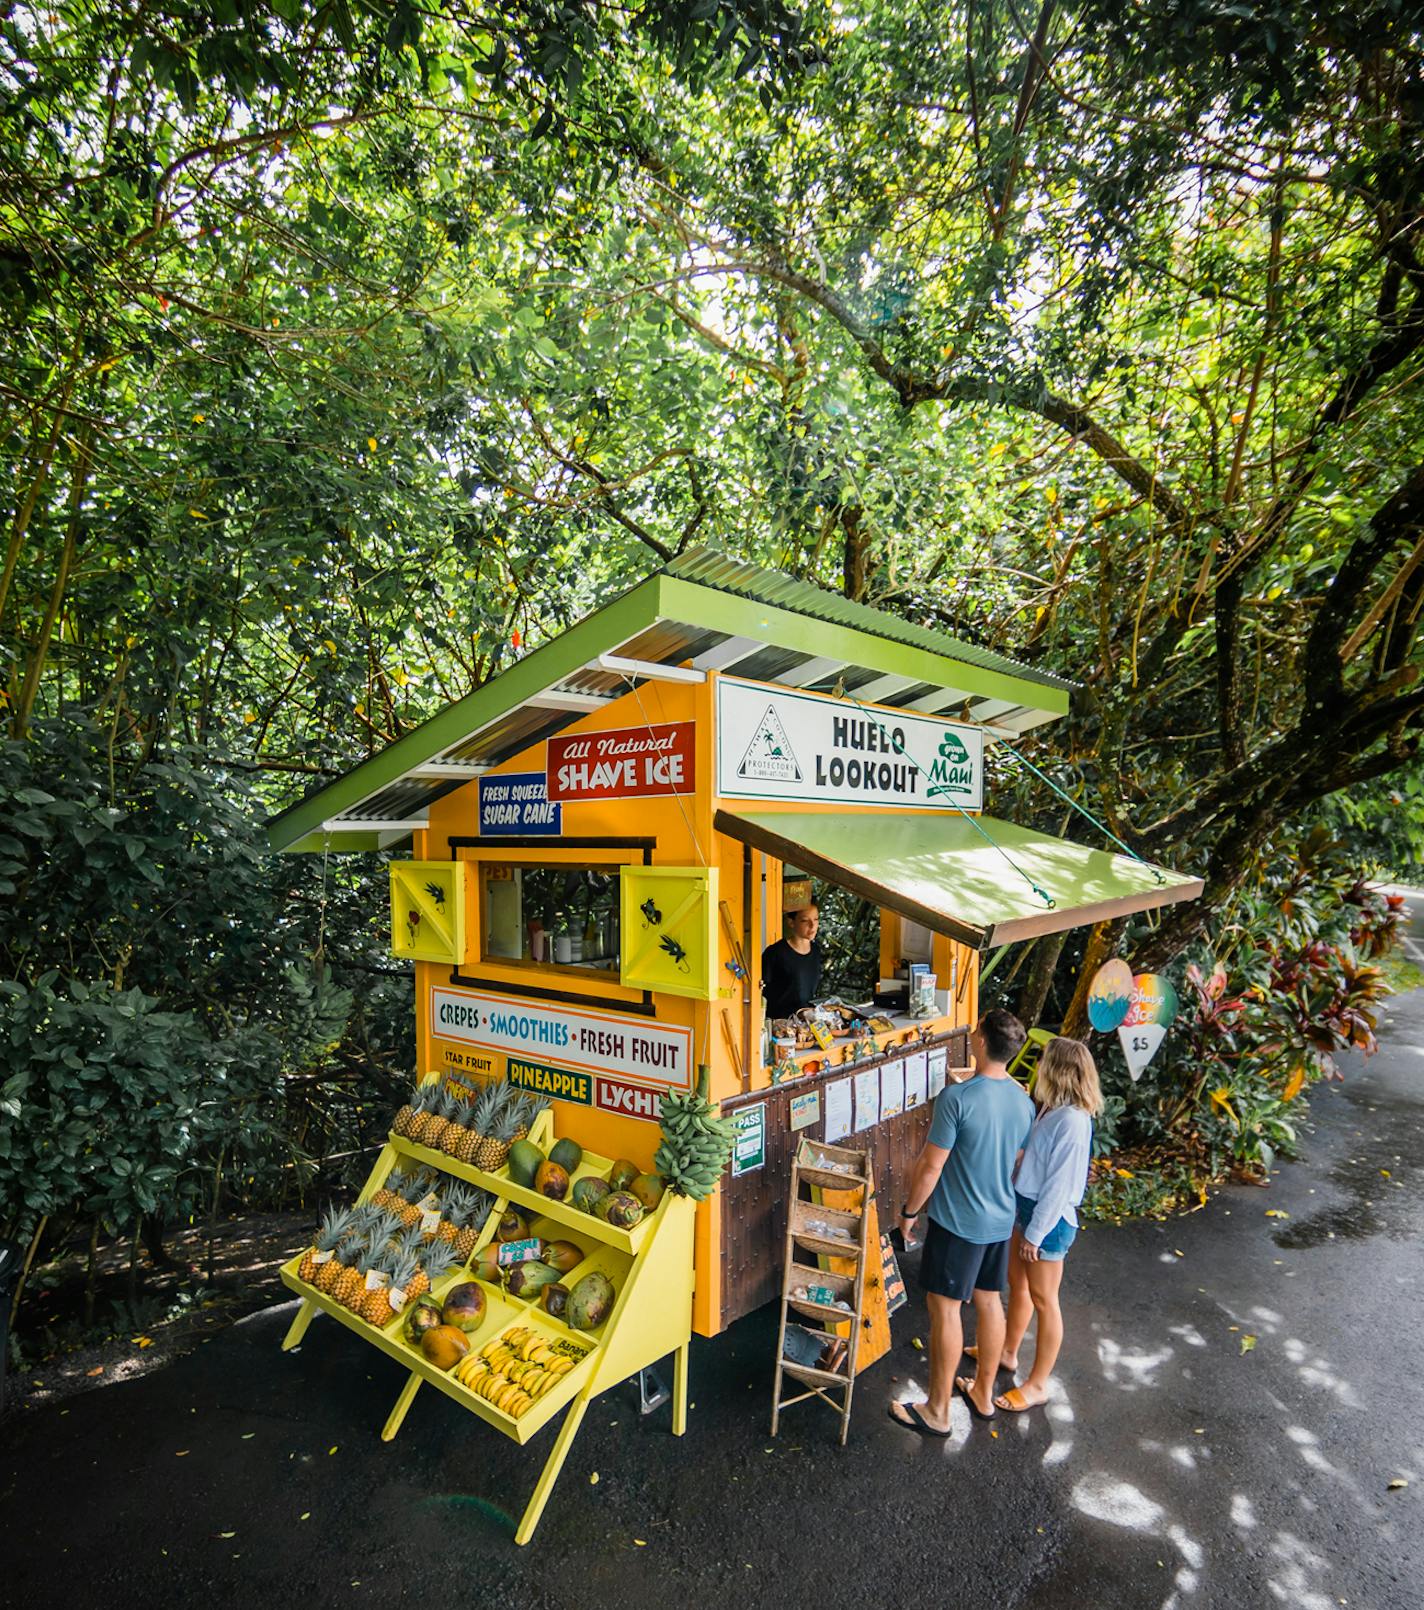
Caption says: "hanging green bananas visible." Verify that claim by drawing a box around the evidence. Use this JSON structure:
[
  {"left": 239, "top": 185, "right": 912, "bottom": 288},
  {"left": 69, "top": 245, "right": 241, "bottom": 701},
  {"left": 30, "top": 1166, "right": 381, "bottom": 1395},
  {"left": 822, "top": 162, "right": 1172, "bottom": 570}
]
[{"left": 655, "top": 1064, "right": 734, "bottom": 1201}]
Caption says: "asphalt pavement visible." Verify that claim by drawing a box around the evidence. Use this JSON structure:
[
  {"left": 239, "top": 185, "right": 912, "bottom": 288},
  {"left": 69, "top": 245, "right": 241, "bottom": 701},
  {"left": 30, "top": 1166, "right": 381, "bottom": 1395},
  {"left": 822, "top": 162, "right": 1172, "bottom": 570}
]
[{"left": 4, "top": 903, "right": 1422, "bottom": 1610}]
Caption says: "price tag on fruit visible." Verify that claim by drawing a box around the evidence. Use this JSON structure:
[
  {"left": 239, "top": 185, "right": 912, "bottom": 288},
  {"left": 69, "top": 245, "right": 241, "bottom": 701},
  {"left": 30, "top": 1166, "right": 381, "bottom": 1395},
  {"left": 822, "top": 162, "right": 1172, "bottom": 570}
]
[{"left": 497, "top": 1238, "right": 542, "bottom": 1267}]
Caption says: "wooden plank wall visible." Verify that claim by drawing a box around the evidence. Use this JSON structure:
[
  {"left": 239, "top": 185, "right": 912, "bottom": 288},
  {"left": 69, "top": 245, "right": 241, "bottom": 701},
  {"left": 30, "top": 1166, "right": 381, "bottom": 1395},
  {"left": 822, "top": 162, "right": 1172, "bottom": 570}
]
[{"left": 717, "top": 1028, "right": 970, "bottom": 1329}]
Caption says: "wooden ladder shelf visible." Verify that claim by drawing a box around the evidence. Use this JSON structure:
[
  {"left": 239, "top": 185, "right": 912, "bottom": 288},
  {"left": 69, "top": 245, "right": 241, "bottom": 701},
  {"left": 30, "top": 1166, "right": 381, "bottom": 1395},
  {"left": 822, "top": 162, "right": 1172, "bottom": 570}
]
[{"left": 770, "top": 1138, "right": 874, "bottom": 1446}]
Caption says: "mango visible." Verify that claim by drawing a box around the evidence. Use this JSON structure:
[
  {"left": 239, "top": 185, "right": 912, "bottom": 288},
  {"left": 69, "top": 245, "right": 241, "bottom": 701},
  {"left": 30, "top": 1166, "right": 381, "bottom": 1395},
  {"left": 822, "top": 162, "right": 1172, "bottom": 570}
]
[
  {"left": 495, "top": 1208, "right": 529, "bottom": 1243},
  {"left": 549, "top": 1137, "right": 583, "bottom": 1173},
  {"left": 421, "top": 1324, "right": 471, "bottom": 1370},
  {"left": 534, "top": 1160, "right": 570, "bottom": 1201},
  {"left": 567, "top": 1270, "right": 615, "bottom": 1331},
  {"left": 508, "top": 1139, "right": 544, "bottom": 1189},
  {"left": 441, "top": 1282, "right": 486, "bottom": 1332},
  {"left": 607, "top": 1158, "right": 640, "bottom": 1192},
  {"left": 404, "top": 1295, "right": 444, "bottom": 1346},
  {"left": 597, "top": 1190, "right": 644, "bottom": 1229},
  {"left": 630, "top": 1172, "right": 665, "bottom": 1210}
]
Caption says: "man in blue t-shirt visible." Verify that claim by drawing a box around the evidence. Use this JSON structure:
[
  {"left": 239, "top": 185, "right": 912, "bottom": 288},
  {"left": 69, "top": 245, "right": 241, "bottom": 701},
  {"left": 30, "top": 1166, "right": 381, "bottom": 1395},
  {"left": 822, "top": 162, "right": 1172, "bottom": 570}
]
[{"left": 888, "top": 1009, "right": 1034, "bottom": 1434}]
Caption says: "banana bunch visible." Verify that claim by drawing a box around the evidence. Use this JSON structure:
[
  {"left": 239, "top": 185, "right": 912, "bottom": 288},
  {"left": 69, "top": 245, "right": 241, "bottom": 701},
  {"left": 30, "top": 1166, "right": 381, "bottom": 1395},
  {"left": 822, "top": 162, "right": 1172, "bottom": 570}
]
[
  {"left": 451, "top": 1325, "right": 580, "bottom": 1418},
  {"left": 655, "top": 1067, "right": 734, "bottom": 1201}
]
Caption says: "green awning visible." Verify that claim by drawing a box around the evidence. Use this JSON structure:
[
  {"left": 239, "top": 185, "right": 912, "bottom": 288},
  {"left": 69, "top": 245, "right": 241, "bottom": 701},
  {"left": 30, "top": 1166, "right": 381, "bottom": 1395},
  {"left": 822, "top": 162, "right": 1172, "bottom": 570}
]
[{"left": 713, "top": 809, "right": 1202, "bottom": 948}]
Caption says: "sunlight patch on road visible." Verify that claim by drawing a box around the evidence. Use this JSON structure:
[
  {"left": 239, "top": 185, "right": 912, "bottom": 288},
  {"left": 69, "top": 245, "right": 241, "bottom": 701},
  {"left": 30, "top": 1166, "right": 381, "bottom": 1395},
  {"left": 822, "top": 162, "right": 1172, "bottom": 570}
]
[{"left": 1097, "top": 1335, "right": 1174, "bottom": 1391}]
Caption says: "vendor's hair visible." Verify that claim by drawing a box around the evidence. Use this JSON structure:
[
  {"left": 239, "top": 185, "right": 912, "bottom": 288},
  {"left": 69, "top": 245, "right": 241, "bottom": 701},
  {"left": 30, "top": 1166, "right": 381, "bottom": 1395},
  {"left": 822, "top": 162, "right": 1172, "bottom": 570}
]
[
  {"left": 977, "top": 1008, "right": 1026, "bottom": 1065},
  {"left": 1035, "top": 1036, "right": 1103, "bottom": 1116}
]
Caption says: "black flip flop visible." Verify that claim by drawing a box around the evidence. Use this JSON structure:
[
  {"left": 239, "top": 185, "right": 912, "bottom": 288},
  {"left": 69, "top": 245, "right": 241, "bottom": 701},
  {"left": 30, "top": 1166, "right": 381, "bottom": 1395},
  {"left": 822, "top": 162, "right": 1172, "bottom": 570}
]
[
  {"left": 954, "top": 1376, "right": 996, "bottom": 1421},
  {"left": 887, "top": 1401, "right": 953, "bottom": 1438}
]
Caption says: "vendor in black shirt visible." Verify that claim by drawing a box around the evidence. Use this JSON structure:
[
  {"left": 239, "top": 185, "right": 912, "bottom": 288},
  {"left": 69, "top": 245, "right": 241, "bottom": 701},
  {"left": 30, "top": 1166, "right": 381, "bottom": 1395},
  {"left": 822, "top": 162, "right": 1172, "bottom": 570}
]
[{"left": 762, "top": 904, "right": 824, "bottom": 1021}]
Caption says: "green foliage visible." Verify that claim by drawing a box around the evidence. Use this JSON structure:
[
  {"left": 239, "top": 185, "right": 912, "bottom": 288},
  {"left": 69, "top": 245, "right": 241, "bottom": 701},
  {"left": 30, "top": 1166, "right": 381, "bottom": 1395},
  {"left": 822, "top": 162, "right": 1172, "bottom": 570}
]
[{"left": 0, "top": 717, "right": 406, "bottom": 1243}]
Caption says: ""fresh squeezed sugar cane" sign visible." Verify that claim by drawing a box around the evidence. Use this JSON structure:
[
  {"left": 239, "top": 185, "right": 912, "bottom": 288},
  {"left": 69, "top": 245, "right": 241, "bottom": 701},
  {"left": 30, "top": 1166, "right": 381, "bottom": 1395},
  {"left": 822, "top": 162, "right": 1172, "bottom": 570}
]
[{"left": 716, "top": 676, "right": 984, "bottom": 811}]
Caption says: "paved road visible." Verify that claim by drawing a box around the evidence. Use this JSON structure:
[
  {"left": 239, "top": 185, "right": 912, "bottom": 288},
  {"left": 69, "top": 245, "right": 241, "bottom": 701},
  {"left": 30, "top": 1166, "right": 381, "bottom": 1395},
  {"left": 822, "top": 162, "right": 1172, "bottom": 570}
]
[{"left": 3, "top": 902, "right": 1422, "bottom": 1609}]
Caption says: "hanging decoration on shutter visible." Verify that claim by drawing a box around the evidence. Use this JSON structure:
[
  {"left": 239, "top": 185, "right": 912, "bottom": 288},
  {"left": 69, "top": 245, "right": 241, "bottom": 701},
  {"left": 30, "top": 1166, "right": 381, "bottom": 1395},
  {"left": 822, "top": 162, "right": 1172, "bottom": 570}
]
[
  {"left": 389, "top": 861, "right": 469, "bottom": 963},
  {"left": 619, "top": 866, "right": 718, "bottom": 1001}
]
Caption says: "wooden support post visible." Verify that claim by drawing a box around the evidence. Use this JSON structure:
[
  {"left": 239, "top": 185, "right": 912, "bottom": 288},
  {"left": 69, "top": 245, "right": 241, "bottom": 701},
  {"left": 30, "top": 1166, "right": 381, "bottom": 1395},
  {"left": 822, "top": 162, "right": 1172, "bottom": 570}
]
[
  {"left": 516, "top": 1396, "right": 591, "bottom": 1546},
  {"left": 382, "top": 1372, "right": 423, "bottom": 1442},
  {"left": 281, "top": 1298, "right": 318, "bottom": 1352},
  {"left": 672, "top": 1342, "right": 690, "bottom": 1437}
]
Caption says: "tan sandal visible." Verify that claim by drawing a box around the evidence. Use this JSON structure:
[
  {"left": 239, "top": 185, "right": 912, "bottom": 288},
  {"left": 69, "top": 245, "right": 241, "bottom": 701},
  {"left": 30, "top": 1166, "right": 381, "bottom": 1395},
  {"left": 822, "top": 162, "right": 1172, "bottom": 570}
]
[{"left": 994, "top": 1385, "right": 1047, "bottom": 1413}]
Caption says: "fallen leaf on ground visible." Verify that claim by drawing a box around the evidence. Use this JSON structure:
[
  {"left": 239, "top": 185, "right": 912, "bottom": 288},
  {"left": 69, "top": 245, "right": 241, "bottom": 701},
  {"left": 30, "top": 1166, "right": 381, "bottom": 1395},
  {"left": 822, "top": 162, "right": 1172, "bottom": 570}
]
[
  {"left": 1240, "top": 1334, "right": 1257, "bottom": 1354},
  {"left": 241, "top": 1433, "right": 254, "bottom": 1440},
  {"left": 911, "top": 1337, "right": 923, "bottom": 1350},
  {"left": 132, "top": 1335, "right": 154, "bottom": 1347},
  {"left": 589, "top": 1472, "right": 599, "bottom": 1485},
  {"left": 328, "top": 1446, "right": 338, "bottom": 1455},
  {"left": 300, "top": 1513, "right": 311, "bottom": 1521},
  {"left": 1264, "top": 1210, "right": 1289, "bottom": 1219},
  {"left": 219, "top": 1531, "right": 235, "bottom": 1539},
  {"left": 634, "top": 1539, "right": 647, "bottom": 1546},
  {"left": 1380, "top": 1169, "right": 1391, "bottom": 1178},
  {"left": 175, "top": 1450, "right": 190, "bottom": 1457},
  {"left": 1387, "top": 1479, "right": 1408, "bottom": 1491},
  {"left": 87, "top": 1366, "right": 104, "bottom": 1377},
  {"left": 1173, "top": 1249, "right": 1184, "bottom": 1257}
]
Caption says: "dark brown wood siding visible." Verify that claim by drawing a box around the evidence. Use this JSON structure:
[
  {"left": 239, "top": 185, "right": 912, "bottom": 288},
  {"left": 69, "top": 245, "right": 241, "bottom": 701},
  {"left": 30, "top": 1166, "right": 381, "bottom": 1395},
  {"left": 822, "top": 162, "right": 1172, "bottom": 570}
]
[{"left": 718, "top": 1029, "right": 969, "bottom": 1329}]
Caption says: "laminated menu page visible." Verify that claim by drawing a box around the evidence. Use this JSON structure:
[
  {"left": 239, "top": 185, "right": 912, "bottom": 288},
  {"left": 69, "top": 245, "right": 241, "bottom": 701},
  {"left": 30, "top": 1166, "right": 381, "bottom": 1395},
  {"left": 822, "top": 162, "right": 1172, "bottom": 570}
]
[
  {"left": 904, "top": 1050, "right": 928, "bottom": 1110},
  {"left": 853, "top": 1067, "right": 880, "bottom": 1132},
  {"left": 823, "top": 1077, "right": 852, "bottom": 1143},
  {"left": 880, "top": 1059, "right": 904, "bottom": 1120}
]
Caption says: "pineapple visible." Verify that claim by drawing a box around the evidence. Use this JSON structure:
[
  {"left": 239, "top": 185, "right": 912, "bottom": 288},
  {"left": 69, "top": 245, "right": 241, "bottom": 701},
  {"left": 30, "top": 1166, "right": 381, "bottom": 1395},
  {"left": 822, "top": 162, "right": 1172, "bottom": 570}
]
[
  {"left": 395, "top": 1228, "right": 431, "bottom": 1303},
  {"left": 300, "top": 1205, "right": 354, "bottom": 1285},
  {"left": 317, "top": 1206, "right": 373, "bottom": 1294},
  {"left": 328, "top": 1233, "right": 369, "bottom": 1306},
  {"left": 348, "top": 1241, "right": 386, "bottom": 1313},
  {"left": 511, "top": 1091, "right": 548, "bottom": 1143},
  {"left": 445, "top": 1096, "right": 477, "bottom": 1159},
  {"left": 359, "top": 1242, "right": 399, "bottom": 1325},
  {"left": 477, "top": 1104, "right": 520, "bottom": 1174},
  {"left": 439, "top": 1182, "right": 478, "bottom": 1250},
  {"left": 369, "top": 1206, "right": 407, "bottom": 1250},
  {"left": 453, "top": 1187, "right": 495, "bottom": 1260},
  {"left": 467, "top": 1083, "right": 501, "bottom": 1168},
  {"left": 371, "top": 1164, "right": 408, "bottom": 1217},
  {"left": 379, "top": 1242, "right": 425, "bottom": 1326},
  {"left": 427, "top": 1085, "right": 461, "bottom": 1153},
  {"left": 395, "top": 1170, "right": 427, "bottom": 1229},
  {"left": 391, "top": 1080, "right": 423, "bottom": 1138},
  {"left": 404, "top": 1082, "right": 439, "bottom": 1147},
  {"left": 420, "top": 1237, "right": 460, "bottom": 1297}
]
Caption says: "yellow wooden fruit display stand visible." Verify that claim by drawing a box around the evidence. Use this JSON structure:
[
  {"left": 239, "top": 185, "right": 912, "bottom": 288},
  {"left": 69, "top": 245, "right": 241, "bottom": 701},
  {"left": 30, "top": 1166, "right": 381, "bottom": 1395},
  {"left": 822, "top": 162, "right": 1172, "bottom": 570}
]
[{"left": 279, "top": 1103, "right": 695, "bottom": 1545}]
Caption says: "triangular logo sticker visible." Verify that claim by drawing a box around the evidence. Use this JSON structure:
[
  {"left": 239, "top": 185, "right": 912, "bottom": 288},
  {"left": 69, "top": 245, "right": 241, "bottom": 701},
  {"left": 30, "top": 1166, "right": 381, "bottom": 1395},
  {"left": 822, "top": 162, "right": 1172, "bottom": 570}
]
[{"left": 737, "top": 705, "right": 802, "bottom": 781}]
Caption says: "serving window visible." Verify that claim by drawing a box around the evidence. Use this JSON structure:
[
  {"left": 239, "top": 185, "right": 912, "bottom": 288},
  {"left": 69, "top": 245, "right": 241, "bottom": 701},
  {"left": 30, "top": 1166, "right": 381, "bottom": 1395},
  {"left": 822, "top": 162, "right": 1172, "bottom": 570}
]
[{"left": 481, "top": 861, "right": 621, "bottom": 973}]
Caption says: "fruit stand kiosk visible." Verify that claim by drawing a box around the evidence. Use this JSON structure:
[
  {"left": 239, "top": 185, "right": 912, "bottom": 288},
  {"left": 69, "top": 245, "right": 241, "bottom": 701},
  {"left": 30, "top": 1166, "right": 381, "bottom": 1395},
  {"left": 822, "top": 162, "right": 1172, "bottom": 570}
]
[{"left": 269, "top": 548, "right": 1201, "bottom": 1538}]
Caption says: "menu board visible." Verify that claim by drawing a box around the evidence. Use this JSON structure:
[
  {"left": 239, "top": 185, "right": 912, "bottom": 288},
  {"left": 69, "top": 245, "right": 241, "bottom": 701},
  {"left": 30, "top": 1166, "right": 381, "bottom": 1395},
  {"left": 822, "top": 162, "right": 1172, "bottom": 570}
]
[
  {"left": 927, "top": 1046, "right": 949, "bottom": 1098},
  {"left": 853, "top": 1067, "right": 881, "bottom": 1132},
  {"left": 880, "top": 1060, "right": 905, "bottom": 1120},
  {"left": 904, "top": 1052, "right": 928, "bottom": 1111},
  {"left": 824, "top": 1078, "right": 852, "bottom": 1143}
]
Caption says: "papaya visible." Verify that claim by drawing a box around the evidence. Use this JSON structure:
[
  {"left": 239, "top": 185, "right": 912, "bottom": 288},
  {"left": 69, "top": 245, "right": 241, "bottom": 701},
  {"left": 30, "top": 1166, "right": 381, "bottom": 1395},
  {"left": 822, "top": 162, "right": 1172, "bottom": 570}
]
[
  {"left": 607, "top": 1158, "right": 639, "bottom": 1192},
  {"left": 507, "top": 1139, "right": 544, "bottom": 1189},
  {"left": 630, "top": 1172, "right": 665, "bottom": 1210},
  {"left": 571, "top": 1177, "right": 611, "bottom": 1215},
  {"left": 549, "top": 1137, "right": 582, "bottom": 1173},
  {"left": 421, "top": 1324, "right": 471, "bottom": 1370},
  {"left": 534, "top": 1160, "right": 570, "bottom": 1201},
  {"left": 597, "top": 1190, "right": 643, "bottom": 1229},
  {"left": 566, "top": 1271, "right": 615, "bottom": 1331}
]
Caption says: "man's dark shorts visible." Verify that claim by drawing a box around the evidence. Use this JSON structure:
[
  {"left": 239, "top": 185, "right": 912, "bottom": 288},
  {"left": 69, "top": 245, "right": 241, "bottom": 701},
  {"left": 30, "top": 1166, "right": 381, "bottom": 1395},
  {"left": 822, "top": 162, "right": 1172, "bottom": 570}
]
[{"left": 918, "top": 1218, "right": 1010, "bottom": 1300}]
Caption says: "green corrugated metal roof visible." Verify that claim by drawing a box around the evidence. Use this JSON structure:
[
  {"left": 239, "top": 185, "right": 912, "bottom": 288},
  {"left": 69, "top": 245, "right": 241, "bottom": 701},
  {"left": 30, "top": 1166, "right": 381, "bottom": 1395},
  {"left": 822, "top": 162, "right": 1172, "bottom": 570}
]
[
  {"left": 665, "top": 550, "right": 1074, "bottom": 693},
  {"left": 714, "top": 808, "right": 1202, "bottom": 948},
  {"left": 268, "top": 549, "right": 1076, "bottom": 853}
]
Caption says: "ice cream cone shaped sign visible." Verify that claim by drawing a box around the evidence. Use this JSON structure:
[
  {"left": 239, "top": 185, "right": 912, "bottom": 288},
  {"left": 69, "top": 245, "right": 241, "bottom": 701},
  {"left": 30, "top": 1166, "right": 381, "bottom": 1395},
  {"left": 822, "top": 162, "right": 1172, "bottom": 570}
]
[{"left": 1118, "top": 973, "right": 1179, "bottom": 1080}]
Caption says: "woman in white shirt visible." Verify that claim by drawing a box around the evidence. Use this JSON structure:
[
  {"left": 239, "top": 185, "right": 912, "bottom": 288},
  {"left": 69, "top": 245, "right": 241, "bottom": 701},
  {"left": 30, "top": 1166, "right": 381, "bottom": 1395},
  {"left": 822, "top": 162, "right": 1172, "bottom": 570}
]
[{"left": 992, "top": 1035, "right": 1102, "bottom": 1413}]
